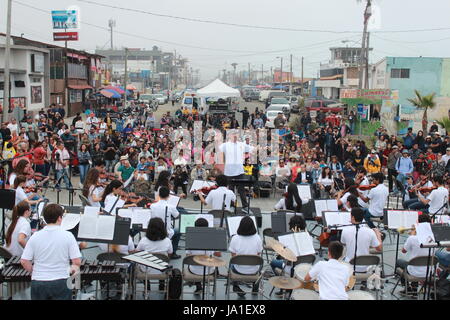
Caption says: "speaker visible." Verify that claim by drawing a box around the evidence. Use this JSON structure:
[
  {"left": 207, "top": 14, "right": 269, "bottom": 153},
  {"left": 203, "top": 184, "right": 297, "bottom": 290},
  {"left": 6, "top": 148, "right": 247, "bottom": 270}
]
[{"left": 0, "top": 189, "right": 16, "bottom": 210}]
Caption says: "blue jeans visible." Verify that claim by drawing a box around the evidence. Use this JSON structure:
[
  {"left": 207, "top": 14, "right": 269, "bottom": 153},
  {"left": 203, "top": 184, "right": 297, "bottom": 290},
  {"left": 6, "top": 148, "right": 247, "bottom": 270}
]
[
  {"left": 363, "top": 208, "right": 377, "bottom": 229},
  {"left": 403, "top": 199, "right": 428, "bottom": 211},
  {"left": 31, "top": 279, "right": 72, "bottom": 300},
  {"left": 396, "top": 173, "right": 408, "bottom": 192},
  {"left": 270, "top": 259, "right": 285, "bottom": 274},
  {"left": 436, "top": 250, "right": 450, "bottom": 268},
  {"left": 78, "top": 164, "right": 89, "bottom": 184},
  {"left": 350, "top": 122, "right": 355, "bottom": 134},
  {"left": 56, "top": 168, "right": 72, "bottom": 189},
  {"left": 105, "top": 159, "right": 116, "bottom": 172}
]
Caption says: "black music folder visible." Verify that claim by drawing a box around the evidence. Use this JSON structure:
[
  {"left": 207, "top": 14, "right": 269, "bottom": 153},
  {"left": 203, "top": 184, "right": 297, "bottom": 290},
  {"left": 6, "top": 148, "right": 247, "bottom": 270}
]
[
  {"left": 185, "top": 227, "right": 228, "bottom": 251},
  {"left": 431, "top": 224, "right": 450, "bottom": 242}
]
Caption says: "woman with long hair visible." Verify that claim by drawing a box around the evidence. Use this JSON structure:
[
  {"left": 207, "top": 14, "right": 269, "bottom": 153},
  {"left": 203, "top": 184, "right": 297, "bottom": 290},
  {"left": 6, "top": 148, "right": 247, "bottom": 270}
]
[
  {"left": 5, "top": 201, "right": 31, "bottom": 256},
  {"left": 154, "top": 170, "right": 172, "bottom": 198},
  {"left": 82, "top": 168, "right": 103, "bottom": 207},
  {"left": 77, "top": 144, "right": 91, "bottom": 185},
  {"left": 274, "top": 183, "right": 304, "bottom": 212},
  {"left": 318, "top": 166, "right": 334, "bottom": 197},
  {"left": 13, "top": 175, "right": 41, "bottom": 206},
  {"left": 101, "top": 180, "right": 136, "bottom": 214}
]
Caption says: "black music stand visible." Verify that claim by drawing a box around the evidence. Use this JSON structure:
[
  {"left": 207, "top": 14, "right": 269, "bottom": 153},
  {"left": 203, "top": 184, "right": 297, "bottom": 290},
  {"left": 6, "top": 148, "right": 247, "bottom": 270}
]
[
  {"left": 0, "top": 189, "right": 15, "bottom": 244},
  {"left": 271, "top": 211, "right": 304, "bottom": 234},
  {"left": 77, "top": 216, "right": 131, "bottom": 245},
  {"left": 185, "top": 227, "right": 228, "bottom": 300},
  {"left": 230, "top": 176, "right": 255, "bottom": 215}
]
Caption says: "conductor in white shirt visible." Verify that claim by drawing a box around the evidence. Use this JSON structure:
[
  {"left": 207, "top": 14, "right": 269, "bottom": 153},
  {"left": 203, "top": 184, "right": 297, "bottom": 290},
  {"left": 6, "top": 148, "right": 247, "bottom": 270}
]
[
  {"left": 218, "top": 131, "right": 249, "bottom": 209},
  {"left": 150, "top": 186, "right": 181, "bottom": 259},
  {"left": 21, "top": 204, "right": 81, "bottom": 300}
]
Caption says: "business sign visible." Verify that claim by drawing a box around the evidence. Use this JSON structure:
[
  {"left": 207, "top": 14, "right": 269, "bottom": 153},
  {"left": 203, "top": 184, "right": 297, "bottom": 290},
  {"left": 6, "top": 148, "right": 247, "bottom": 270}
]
[
  {"left": 356, "top": 89, "right": 391, "bottom": 100},
  {"left": 340, "top": 89, "right": 358, "bottom": 99},
  {"left": 53, "top": 32, "right": 78, "bottom": 41},
  {"left": 52, "top": 10, "right": 78, "bottom": 29},
  {"left": 357, "top": 104, "right": 364, "bottom": 115}
]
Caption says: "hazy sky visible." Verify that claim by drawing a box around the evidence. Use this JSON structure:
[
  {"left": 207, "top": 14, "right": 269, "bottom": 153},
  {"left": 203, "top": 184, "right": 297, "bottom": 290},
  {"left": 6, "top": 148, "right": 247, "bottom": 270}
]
[{"left": 2, "top": 0, "right": 450, "bottom": 83}]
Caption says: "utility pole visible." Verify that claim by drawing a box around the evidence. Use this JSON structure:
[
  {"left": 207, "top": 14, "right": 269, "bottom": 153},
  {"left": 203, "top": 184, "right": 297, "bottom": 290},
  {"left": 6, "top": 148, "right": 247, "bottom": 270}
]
[
  {"left": 301, "top": 56, "right": 304, "bottom": 96},
  {"left": 123, "top": 47, "right": 128, "bottom": 107},
  {"left": 261, "top": 64, "right": 264, "bottom": 84},
  {"left": 3, "top": 0, "right": 12, "bottom": 123},
  {"left": 365, "top": 32, "right": 370, "bottom": 89},
  {"left": 108, "top": 19, "right": 116, "bottom": 50},
  {"left": 64, "top": 28, "right": 69, "bottom": 116},
  {"left": 231, "top": 63, "right": 238, "bottom": 86},
  {"left": 248, "top": 63, "right": 251, "bottom": 85},
  {"left": 289, "top": 54, "right": 293, "bottom": 95},
  {"left": 270, "top": 66, "right": 273, "bottom": 83},
  {"left": 358, "top": 0, "right": 372, "bottom": 89},
  {"left": 280, "top": 58, "right": 283, "bottom": 85}
]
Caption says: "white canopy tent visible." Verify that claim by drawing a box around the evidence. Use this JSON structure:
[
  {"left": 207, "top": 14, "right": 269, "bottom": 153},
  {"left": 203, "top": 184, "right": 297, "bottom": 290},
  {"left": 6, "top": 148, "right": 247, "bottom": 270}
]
[{"left": 196, "top": 79, "right": 241, "bottom": 98}]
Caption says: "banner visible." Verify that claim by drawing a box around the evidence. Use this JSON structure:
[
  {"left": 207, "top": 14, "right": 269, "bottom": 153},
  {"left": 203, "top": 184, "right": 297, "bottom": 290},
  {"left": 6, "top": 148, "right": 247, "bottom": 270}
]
[
  {"left": 53, "top": 32, "right": 78, "bottom": 41},
  {"left": 52, "top": 10, "right": 78, "bottom": 29}
]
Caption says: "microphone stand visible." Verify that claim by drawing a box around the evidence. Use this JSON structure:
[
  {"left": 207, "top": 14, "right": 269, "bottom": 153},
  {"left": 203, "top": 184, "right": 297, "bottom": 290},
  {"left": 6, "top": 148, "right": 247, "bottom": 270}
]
[{"left": 220, "top": 193, "right": 226, "bottom": 228}]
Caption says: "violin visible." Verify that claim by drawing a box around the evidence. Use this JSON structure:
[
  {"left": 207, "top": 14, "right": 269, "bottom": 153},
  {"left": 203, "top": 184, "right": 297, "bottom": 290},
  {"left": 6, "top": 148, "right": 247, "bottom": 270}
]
[
  {"left": 191, "top": 185, "right": 218, "bottom": 195},
  {"left": 418, "top": 186, "right": 437, "bottom": 193},
  {"left": 357, "top": 184, "right": 377, "bottom": 191}
]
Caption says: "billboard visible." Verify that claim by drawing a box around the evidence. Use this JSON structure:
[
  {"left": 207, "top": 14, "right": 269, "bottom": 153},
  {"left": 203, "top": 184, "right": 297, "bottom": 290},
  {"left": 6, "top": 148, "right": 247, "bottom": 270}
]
[
  {"left": 53, "top": 32, "right": 79, "bottom": 41},
  {"left": 52, "top": 10, "right": 78, "bottom": 29}
]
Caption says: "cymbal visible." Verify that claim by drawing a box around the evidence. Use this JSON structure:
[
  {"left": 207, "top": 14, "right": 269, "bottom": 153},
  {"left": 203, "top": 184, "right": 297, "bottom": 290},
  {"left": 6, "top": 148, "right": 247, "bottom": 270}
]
[
  {"left": 269, "top": 276, "right": 302, "bottom": 290},
  {"left": 193, "top": 255, "right": 226, "bottom": 267},
  {"left": 268, "top": 239, "right": 297, "bottom": 262}
]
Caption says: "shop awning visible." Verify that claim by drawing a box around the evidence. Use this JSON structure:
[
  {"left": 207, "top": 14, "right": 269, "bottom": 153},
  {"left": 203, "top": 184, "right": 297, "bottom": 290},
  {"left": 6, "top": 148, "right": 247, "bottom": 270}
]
[
  {"left": 100, "top": 89, "right": 121, "bottom": 99},
  {"left": 68, "top": 84, "right": 93, "bottom": 90}
]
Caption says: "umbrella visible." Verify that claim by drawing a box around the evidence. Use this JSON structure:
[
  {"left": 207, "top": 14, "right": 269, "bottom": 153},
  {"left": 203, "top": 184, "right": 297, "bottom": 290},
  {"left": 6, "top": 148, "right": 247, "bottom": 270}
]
[
  {"left": 102, "top": 85, "right": 125, "bottom": 94},
  {"left": 272, "top": 85, "right": 287, "bottom": 90},
  {"left": 100, "top": 89, "right": 121, "bottom": 99},
  {"left": 126, "top": 84, "right": 137, "bottom": 90},
  {"left": 117, "top": 86, "right": 133, "bottom": 96}
]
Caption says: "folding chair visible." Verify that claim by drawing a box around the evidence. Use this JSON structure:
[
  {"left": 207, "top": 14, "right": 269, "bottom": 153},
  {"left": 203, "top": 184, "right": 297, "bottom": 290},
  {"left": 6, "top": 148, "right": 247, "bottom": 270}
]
[
  {"left": 349, "top": 255, "right": 381, "bottom": 286},
  {"left": 182, "top": 255, "right": 218, "bottom": 298},
  {"left": 226, "top": 255, "right": 264, "bottom": 299},
  {"left": 135, "top": 253, "right": 170, "bottom": 300},
  {"left": 96, "top": 252, "right": 127, "bottom": 299},
  {"left": 262, "top": 228, "right": 276, "bottom": 264},
  {"left": 208, "top": 209, "right": 232, "bottom": 228}
]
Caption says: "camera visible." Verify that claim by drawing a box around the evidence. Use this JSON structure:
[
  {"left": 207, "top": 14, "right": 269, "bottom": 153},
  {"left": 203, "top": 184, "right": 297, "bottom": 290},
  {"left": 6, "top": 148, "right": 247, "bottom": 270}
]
[{"left": 55, "top": 152, "right": 60, "bottom": 161}]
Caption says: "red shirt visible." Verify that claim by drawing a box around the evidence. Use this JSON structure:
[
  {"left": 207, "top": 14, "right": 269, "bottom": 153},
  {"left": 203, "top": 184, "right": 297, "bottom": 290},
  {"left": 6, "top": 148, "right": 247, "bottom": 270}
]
[{"left": 33, "top": 147, "right": 46, "bottom": 165}]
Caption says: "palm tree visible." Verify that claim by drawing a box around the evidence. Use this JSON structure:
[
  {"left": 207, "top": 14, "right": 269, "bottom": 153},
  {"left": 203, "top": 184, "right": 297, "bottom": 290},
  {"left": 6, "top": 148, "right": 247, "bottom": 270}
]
[
  {"left": 437, "top": 117, "right": 450, "bottom": 136},
  {"left": 407, "top": 90, "right": 436, "bottom": 132}
]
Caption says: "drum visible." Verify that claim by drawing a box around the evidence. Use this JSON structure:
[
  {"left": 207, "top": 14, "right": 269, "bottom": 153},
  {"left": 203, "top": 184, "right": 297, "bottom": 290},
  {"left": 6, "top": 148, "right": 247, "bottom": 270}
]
[
  {"left": 294, "top": 264, "right": 315, "bottom": 290},
  {"left": 348, "top": 290, "right": 375, "bottom": 300},
  {"left": 291, "top": 289, "right": 320, "bottom": 300}
]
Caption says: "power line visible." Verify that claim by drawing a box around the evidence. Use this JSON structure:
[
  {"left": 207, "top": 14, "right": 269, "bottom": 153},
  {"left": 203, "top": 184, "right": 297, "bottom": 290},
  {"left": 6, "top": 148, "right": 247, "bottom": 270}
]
[{"left": 75, "top": 0, "right": 450, "bottom": 35}]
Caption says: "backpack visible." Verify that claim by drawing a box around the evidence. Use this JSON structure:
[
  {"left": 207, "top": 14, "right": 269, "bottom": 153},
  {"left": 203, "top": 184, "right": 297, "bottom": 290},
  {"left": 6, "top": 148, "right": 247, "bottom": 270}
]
[{"left": 167, "top": 268, "right": 182, "bottom": 300}]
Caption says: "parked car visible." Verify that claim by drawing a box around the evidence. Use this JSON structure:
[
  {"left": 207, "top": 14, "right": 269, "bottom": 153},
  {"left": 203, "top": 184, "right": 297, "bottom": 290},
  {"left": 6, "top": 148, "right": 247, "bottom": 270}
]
[
  {"left": 152, "top": 93, "right": 168, "bottom": 104},
  {"left": 265, "top": 110, "right": 285, "bottom": 128},
  {"left": 268, "top": 97, "right": 291, "bottom": 111},
  {"left": 243, "top": 89, "right": 260, "bottom": 102}
]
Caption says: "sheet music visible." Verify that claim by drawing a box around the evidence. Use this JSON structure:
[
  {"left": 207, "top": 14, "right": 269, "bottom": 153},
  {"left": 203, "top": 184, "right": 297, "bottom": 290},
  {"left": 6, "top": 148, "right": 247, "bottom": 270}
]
[
  {"left": 84, "top": 206, "right": 100, "bottom": 216},
  {"left": 132, "top": 209, "right": 152, "bottom": 228},
  {"left": 416, "top": 222, "right": 435, "bottom": 244},
  {"left": 37, "top": 201, "right": 45, "bottom": 219},
  {"left": 180, "top": 214, "right": 214, "bottom": 233},
  {"left": 61, "top": 214, "right": 80, "bottom": 231},
  {"left": 326, "top": 200, "right": 338, "bottom": 211},
  {"left": 404, "top": 211, "right": 419, "bottom": 229},
  {"left": 297, "top": 185, "right": 312, "bottom": 201},
  {"left": 387, "top": 210, "right": 419, "bottom": 229},
  {"left": 168, "top": 195, "right": 181, "bottom": 207},
  {"left": 278, "top": 233, "right": 299, "bottom": 256},
  {"left": 96, "top": 215, "right": 116, "bottom": 240},
  {"left": 323, "top": 211, "right": 351, "bottom": 230},
  {"left": 314, "top": 200, "right": 328, "bottom": 218},
  {"left": 435, "top": 215, "right": 450, "bottom": 224},
  {"left": 190, "top": 180, "right": 216, "bottom": 193},
  {"left": 78, "top": 213, "right": 98, "bottom": 238},
  {"left": 294, "top": 232, "right": 315, "bottom": 256},
  {"left": 118, "top": 209, "right": 133, "bottom": 219},
  {"left": 227, "top": 216, "right": 257, "bottom": 237}
]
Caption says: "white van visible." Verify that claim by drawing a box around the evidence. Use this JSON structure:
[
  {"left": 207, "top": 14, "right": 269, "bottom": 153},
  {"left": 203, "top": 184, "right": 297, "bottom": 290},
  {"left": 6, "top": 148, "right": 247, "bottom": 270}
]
[
  {"left": 181, "top": 93, "right": 207, "bottom": 114},
  {"left": 259, "top": 90, "right": 284, "bottom": 102}
]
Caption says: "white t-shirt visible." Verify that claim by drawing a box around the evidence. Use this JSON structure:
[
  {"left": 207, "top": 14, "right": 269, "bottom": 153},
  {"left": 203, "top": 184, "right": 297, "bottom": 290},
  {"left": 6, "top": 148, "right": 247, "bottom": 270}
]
[
  {"left": 403, "top": 235, "right": 430, "bottom": 278},
  {"left": 186, "top": 249, "right": 214, "bottom": 275},
  {"left": 55, "top": 149, "right": 70, "bottom": 170},
  {"left": 427, "top": 186, "right": 448, "bottom": 214},
  {"left": 219, "top": 141, "right": 245, "bottom": 176},
  {"left": 15, "top": 186, "right": 28, "bottom": 205},
  {"left": 7, "top": 122, "right": 18, "bottom": 134},
  {"left": 104, "top": 194, "right": 125, "bottom": 215},
  {"left": 274, "top": 197, "right": 307, "bottom": 210},
  {"left": 357, "top": 177, "right": 370, "bottom": 208},
  {"left": 88, "top": 185, "right": 102, "bottom": 207},
  {"left": 340, "top": 192, "right": 351, "bottom": 211},
  {"left": 308, "top": 259, "right": 351, "bottom": 300},
  {"left": 341, "top": 225, "right": 380, "bottom": 272},
  {"left": 21, "top": 225, "right": 81, "bottom": 281},
  {"left": 136, "top": 237, "right": 172, "bottom": 274},
  {"left": 229, "top": 234, "right": 263, "bottom": 274},
  {"left": 5, "top": 216, "right": 31, "bottom": 256},
  {"left": 150, "top": 200, "right": 179, "bottom": 239},
  {"left": 99, "top": 236, "right": 135, "bottom": 255},
  {"left": 205, "top": 187, "right": 236, "bottom": 211},
  {"left": 367, "top": 184, "right": 389, "bottom": 216},
  {"left": 318, "top": 176, "right": 333, "bottom": 186}
]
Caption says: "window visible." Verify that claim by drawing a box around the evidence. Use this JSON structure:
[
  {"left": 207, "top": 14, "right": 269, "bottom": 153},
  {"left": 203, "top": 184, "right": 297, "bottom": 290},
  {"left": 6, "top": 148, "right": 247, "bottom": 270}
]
[{"left": 391, "top": 68, "right": 410, "bottom": 79}]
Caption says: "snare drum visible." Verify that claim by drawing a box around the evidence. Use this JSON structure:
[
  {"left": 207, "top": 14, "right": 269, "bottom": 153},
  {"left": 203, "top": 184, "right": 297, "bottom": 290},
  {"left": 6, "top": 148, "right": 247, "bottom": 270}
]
[
  {"left": 294, "top": 264, "right": 315, "bottom": 290},
  {"left": 348, "top": 290, "right": 375, "bottom": 300},
  {"left": 291, "top": 289, "right": 320, "bottom": 300}
]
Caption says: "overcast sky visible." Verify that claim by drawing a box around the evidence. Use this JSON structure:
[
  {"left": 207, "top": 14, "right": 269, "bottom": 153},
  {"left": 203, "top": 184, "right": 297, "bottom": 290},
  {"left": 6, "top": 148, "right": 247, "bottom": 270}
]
[{"left": 2, "top": 0, "right": 450, "bottom": 83}]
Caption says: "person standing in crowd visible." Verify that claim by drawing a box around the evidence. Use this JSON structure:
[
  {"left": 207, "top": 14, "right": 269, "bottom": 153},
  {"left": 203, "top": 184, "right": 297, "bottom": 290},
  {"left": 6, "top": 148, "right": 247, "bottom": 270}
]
[
  {"left": 77, "top": 144, "right": 91, "bottom": 186},
  {"left": 21, "top": 204, "right": 81, "bottom": 300}
]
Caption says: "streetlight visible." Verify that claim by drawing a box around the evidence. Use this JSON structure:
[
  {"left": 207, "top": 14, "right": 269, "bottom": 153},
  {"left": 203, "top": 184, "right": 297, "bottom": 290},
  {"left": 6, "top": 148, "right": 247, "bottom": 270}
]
[
  {"left": 231, "top": 63, "right": 238, "bottom": 86},
  {"left": 276, "top": 57, "right": 283, "bottom": 84}
]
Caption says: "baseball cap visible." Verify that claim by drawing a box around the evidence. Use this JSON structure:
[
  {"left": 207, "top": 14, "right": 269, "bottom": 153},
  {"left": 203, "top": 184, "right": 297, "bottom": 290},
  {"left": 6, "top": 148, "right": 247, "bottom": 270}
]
[
  {"left": 392, "top": 145, "right": 398, "bottom": 149},
  {"left": 402, "top": 149, "right": 409, "bottom": 154}
]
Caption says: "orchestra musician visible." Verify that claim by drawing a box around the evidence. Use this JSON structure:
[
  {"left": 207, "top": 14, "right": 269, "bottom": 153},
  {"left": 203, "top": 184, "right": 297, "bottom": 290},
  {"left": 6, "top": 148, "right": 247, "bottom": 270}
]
[
  {"left": 336, "top": 178, "right": 359, "bottom": 211},
  {"left": 415, "top": 175, "right": 449, "bottom": 215},
  {"left": 274, "top": 183, "right": 305, "bottom": 212},
  {"left": 340, "top": 208, "right": 383, "bottom": 272},
  {"left": 357, "top": 173, "right": 389, "bottom": 229},
  {"left": 149, "top": 186, "right": 181, "bottom": 260},
  {"left": 197, "top": 174, "right": 236, "bottom": 211},
  {"left": 20, "top": 204, "right": 81, "bottom": 300},
  {"left": 5, "top": 201, "right": 32, "bottom": 257},
  {"left": 101, "top": 180, "right": 137, "bottom": 215},
  {"left": 403, "top": 171, "right": 432, "bottom": 210},
  {"left": 13, "top": 176, "right": 42, "bottom": 207},
  {"left": 396, "top": 214, "right": 432, "bottom": 296},
  {"left": 82, "top": 168, "right": 103, "bottom": 207},
  {"left": 354, "top": 167, "right": 370, "bottom": 208},
  {"left": 304, "top": 241, "right": 352, "bottom": 300}
]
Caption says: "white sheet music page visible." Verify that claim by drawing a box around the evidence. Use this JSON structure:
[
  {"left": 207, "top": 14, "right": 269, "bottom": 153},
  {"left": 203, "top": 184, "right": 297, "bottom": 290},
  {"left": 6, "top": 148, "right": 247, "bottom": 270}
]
[
  {"left": 84, "top": 206, "right": 100, "bottom": 216},
  {"left": 294, "top": 232, "right": 315, "bottom": 256},
  {"left": 314, "top": 200, "right": 328, "bottom": 218},
  {"left": 78, "top": 212, "right": 98, "bottom": 239},
  {"left": 416, "top": 222, "right": 435, "bottom": 245},
  {"left": 326, "top": 200, "right": 338, "bottom": 211},
  {"left": 297, "top": 185, "right": 312, "bottom": 201},
  {"left": 117, "top": 209, "right": 133, "bottom": 219},
  {"left": 61, "top": 214, "right": 80, "bottom": 231},
  {"left": 278, "top": 233, "right": 299, "bottom": 256},
  {"left": 132, "top": 209, "right": 152, "bottom": 228},
  {"left": 404, "top": 211, "right": 419, "bottom": 229},
  {"left": 387, "top": 210, "right": 403, "bottom": 229},
  {"left": 96, "top": 215, "right": 116, "bottom": 240},
  {"left": 168, "top": 195, "right": 180, "bottom": 207}
]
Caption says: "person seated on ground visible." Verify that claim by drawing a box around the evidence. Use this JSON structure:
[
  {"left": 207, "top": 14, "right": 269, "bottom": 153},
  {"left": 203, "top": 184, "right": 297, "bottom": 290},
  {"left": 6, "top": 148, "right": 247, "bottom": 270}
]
[
  {"left": 228, "top": 216, "right": 263, "bottom": 297},
  {"left": 395, "top": 213, "right": 432, "bottom": 296},
  {"left": 305, "top": 241, "right": 352, "bottom": 300}
]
